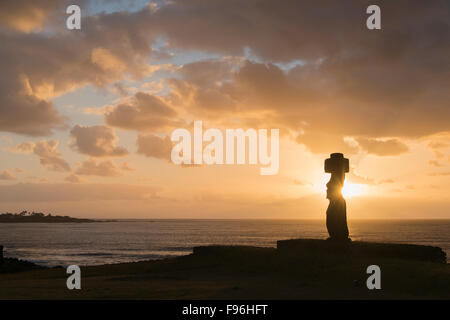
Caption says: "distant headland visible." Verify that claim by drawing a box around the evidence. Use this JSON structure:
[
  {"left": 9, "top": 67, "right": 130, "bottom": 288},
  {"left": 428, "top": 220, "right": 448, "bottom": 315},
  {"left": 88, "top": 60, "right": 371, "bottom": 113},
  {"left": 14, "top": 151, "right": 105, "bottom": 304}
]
[{"left": 0, "top": 211, "right": 96, "bottom": 223}]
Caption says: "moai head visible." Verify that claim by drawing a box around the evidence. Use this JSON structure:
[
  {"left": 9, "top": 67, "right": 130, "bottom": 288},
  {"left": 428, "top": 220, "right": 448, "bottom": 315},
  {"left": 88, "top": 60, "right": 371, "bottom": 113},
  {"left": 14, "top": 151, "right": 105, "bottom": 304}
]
[
  {"left": 325, "top": 153, "right": 349, "bottom": 199},
  {"left": 325, "top": 153, "right": 349, "bottom": 175}
]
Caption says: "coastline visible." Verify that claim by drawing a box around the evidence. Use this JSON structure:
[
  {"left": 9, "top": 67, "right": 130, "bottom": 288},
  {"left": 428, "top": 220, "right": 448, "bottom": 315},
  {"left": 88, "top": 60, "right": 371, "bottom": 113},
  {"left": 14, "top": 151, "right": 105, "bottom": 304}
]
[
  {"left": 0, "top": 211, "right": 118, "bottom": 223},
  {"left": 0, "top": 240, "right": 448, "bottom": 299}
]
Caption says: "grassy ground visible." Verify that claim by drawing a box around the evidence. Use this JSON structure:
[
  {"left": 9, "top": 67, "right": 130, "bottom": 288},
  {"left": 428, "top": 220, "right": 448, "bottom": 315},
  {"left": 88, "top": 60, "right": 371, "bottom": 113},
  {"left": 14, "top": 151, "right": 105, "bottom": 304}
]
[{"left": 0, "top": 244, "right": 449, "bottom": 299}]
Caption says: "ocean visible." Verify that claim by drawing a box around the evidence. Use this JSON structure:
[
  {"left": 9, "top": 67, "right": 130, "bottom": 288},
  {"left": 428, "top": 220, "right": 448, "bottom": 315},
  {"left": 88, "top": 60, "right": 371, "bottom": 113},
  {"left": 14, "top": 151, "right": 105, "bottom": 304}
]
[{"left": 0, "top": 219, "right": 448, "bottom": 266}]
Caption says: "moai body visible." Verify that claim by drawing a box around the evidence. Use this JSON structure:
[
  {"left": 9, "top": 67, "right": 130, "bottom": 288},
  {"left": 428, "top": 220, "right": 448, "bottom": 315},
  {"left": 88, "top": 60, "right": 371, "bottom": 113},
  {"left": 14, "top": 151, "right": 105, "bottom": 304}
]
[{"left": 325, "top": 153, "right": 350, "bottom": 241}]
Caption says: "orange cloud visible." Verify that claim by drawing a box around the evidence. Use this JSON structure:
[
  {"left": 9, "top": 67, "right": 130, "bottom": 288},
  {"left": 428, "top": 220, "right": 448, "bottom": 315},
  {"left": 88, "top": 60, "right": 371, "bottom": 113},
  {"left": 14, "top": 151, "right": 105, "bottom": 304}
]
[
  {"left": 75, "top": 159, "right": 121, "bottom": 177},
  {"left": 0, "top": 0, "right": 64, "bottom": 32},
  {"left": 0, "top": 170, "right": 16, "bottom": 181},
  {"left": 64, "top": 174, "right": 83, "bottom": 183},
  {"left": 348, "top": 172, "right": 394, "bottom": 186},
  {"left": 296, "top": 132, "right": 358, "bottom": 155},
  {"left": 121, "top": 162, "right": 136, "bottom": 172},
  {"left": 356, "top": 138, "right": 409, "bottom": 156},
  {"left": 429, "top": 160, "right": 443, "bottom": 168}
]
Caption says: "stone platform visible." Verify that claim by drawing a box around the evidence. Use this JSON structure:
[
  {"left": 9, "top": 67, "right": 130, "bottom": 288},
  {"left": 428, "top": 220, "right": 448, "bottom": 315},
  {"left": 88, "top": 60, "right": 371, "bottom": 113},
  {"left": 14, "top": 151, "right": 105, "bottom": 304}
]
[{"left": 276, "top": 238, "right": 447, "bottom": 263}]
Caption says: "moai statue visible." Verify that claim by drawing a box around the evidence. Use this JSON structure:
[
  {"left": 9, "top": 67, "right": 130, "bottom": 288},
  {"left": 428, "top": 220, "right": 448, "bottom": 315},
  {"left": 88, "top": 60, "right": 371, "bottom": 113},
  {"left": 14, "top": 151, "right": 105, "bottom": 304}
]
[{"left": 325, "top": 153, "right": 350, "bottom": 241}]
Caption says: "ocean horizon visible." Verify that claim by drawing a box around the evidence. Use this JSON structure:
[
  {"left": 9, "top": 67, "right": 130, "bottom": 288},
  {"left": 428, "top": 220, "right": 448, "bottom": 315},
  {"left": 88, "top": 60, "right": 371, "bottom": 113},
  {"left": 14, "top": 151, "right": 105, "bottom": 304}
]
[{"left": 1, "top": 219, "right": 449, "bottom": 266}]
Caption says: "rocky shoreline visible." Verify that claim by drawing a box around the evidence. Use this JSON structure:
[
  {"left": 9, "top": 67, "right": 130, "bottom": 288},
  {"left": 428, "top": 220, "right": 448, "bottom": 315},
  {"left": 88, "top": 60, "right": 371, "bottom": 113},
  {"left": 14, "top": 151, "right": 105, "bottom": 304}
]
[{"left": 0, "top": 239, "right": 448, "bottom": 299}]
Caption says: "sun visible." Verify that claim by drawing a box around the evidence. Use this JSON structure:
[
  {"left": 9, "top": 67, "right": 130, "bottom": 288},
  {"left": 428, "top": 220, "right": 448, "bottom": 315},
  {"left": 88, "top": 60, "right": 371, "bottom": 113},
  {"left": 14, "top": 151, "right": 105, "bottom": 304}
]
[
  {"left": 314, "top": 176, "right": 368, "bottom": 198},
  {"left": 341, "top": 182, "right": 367, "bottom": 198}
]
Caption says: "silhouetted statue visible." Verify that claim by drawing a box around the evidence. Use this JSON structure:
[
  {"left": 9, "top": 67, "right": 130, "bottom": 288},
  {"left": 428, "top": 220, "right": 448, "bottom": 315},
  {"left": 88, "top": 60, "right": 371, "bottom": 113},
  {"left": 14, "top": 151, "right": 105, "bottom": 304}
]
[
  {"left": 0, "top": 245, "right": 3, "bottom": 265},
  {"left": 325, "top": 153, "right": 350, "bottom": 241}
]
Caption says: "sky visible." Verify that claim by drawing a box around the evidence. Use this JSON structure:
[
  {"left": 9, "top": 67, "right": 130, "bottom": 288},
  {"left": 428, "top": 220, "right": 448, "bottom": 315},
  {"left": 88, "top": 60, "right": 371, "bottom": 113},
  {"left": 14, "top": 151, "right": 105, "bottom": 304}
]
[{"left": 0, "top": 0, "right": 449, "bottom": 219}]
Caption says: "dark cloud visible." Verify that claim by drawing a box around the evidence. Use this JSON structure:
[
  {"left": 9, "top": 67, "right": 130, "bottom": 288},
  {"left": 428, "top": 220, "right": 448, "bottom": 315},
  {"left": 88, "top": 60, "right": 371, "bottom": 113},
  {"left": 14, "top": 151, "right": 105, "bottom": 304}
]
[
  {"left": 149, "top": 0, "right": 450, "bottom": 150},
  {"left": 151, "top": 0, "right": 450, "bottom": 64},
  {"left": 105, "top": 92, "right": 181, "bottom": 131},
  {"left": 0, "top": 84, "right": 67, "bottom": 136},
  {"left": 136, "top": 134, "right": 172, "bottom": 160},
  {"left": 166, "top": 58, "right": 448, "bottom": 153},
  {"left": 70, "top": 125, "right": 128, "bottom": 157},
  {"left": 2, "top": 0, "right": 450, "bottom": 152},
  {"left": 178, "top": 59, "right": 237, "bottom": 87}
]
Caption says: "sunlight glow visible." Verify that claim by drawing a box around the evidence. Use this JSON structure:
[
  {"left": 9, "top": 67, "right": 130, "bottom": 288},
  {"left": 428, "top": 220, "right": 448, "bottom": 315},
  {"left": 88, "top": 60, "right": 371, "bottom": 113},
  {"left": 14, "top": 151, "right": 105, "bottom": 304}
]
[
  {"left": 342, "top": 182, "right": 367, "bottom": 198},
  {"left": 313, "top": 176, "right": 368, "bottom": 198}
]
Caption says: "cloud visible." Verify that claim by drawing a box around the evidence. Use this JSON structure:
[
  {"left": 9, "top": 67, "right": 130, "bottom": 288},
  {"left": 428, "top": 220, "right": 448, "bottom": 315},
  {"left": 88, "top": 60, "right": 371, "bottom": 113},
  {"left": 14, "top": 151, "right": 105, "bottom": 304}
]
[
  {"left": 75, "top": 159, "right": 121, "bottom": 177},
  {"left": 428, "top": 171, "right": 450, "bottom": 176},
  {"left": 356, "top": 138, "right": 409, "bottom": 156},
  {"left": 69, "top": 125, "right": 128, "bottom": 157},
  {"left": 121, "top": 162, "right": 136, "bottom": 171},
  {"left": 163, "top": 58, "right": 448, "bottom": 153},
  {"left": 0, "top": 170, "right": 16, "bottom": 181},
  {"left": 428, "top": 142, "right": 449, "bottom": 150},
  {"left": 0, "top": 74, "right": 67, "bottom": 136},
  {"left": 136, "top": 134, "right": 172, "bottom": 160},
  {"left": 151, "top": 0, "right": 450, "bottom": 66},
  {"left": 12, "top": 140, "right": 71, "bottom": 172},
  {"left": 0, "top": 4, "right": 157, "bottom": 136},
  {"left": 91, "top": 47, "right": 128, "bottom": 74},
  {"left": 429, "top": 160, "right": 443, "bottom": 167},
  {"left": 25, "top": 176, "right": 50, "bottom": 183},
  {"left": 64, "top": 174, "right": 83, "bottom": 183},
  {"left": 427, "top": 136, "right": 450, "bottom": 160},
  {"left": 0, "top": 183, "right": 160, "bottom": 202},
  {"left": 11, "top": 142, "right": 35, "bottom": 153},
  {"left": 178, "top": 58, "right": 239, "bottom": 88},
  {"left": 2, "top": 0, "right": 450, "bottom": 153},
  {"left": 111, "top": 82, "right": 131, "bottom": 96},
  {"left": 348, "top": 172, "right": 394, "bottom": 186},
  {"left": 33, "top": 140, "right": 71, "bottom": 172},
  {"left": 296, "top": 132, "right": 358, "bottom": 155},
  {"left": 0, "top": 0, "right": 67, "bottom": 32},
  {"left": 105, "top": 92, "right": 181, "bottom": 131},
  {"left": 146, "top": 0, "right": 450, "bottom": 148}
]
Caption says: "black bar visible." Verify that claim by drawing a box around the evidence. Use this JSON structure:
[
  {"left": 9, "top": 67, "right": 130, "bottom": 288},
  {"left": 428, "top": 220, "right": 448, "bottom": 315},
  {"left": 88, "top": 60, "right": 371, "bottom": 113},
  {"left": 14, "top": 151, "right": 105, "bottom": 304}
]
[{"left": 0, "top": 300, "right": 445, "bottom": 319}]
